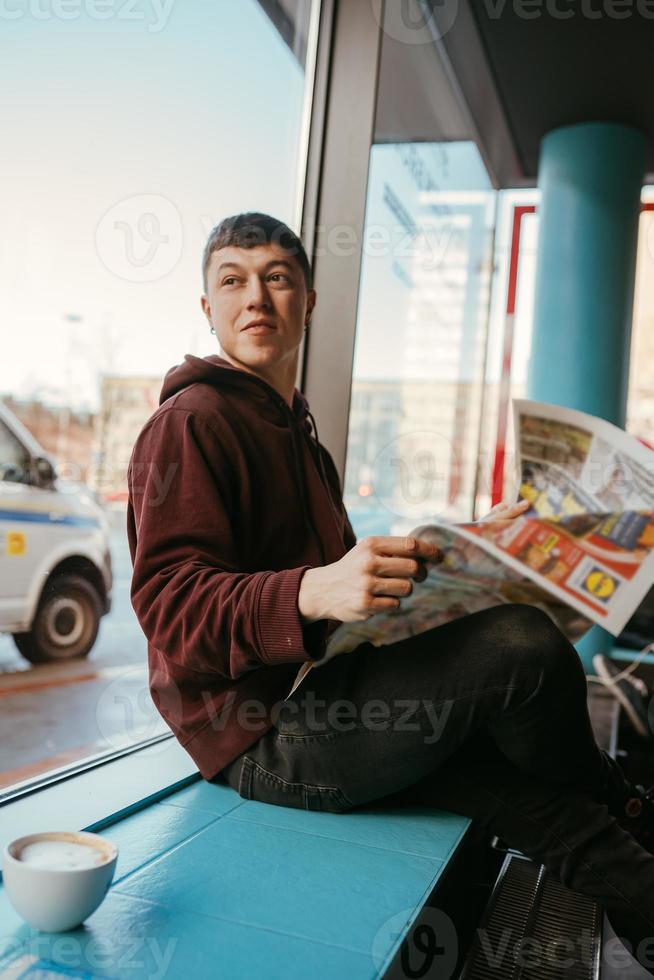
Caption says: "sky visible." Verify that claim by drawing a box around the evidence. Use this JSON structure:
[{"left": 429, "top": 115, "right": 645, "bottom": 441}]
[
  {"left": 0, "top": 0, "right": 307, "bottom": 410},
  {"left": 1, "top": 0, "right": 540, "bottom": 418},
  {"left": 0, "top": 0, "right": 612, "bottom": 419}
]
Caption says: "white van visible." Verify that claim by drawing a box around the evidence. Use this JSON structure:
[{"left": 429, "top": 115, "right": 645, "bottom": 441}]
[{"left": 0, "top": 401, "right": 112, "bottom": 664}]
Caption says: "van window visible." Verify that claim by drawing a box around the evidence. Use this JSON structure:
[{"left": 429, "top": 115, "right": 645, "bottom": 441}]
[{"left": 0, "top": 420, "right": 30, "bottom": 483}]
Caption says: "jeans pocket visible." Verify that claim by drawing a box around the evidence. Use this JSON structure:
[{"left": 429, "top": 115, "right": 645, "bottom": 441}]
[
  {"left": 305, "top": 785, "right": 353, "bottom": 813},
  {"left": 240, "top": 755, "right": 308, "bottom": 809},
  {"left": 240, "top": 756, "right": 352, "bottom": 813}
]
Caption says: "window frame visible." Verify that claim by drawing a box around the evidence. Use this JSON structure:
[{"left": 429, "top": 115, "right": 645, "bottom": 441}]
[{"left": 300, "top": 0, "right": 384, "bottom": 482}]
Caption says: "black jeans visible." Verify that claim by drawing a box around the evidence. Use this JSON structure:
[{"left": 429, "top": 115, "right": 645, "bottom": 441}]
[{"left": 220, "top": 604, "right": 654, "bottom": 973}]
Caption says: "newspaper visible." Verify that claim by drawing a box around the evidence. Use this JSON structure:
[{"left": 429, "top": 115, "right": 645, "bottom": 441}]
[{"left": 309, "top": 400, "right": 654, "bottom": 673}]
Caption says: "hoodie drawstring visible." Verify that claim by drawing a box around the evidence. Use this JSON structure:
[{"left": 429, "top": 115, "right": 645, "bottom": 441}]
[
  {"left": 280, "top": 401, "right": 327, "bottom": 565},
  {"left": 304, "top": 409, "right": 348, "bottom": 545},
  {"left": 306, "top": 410, "right": 327, "bottom": 485}
]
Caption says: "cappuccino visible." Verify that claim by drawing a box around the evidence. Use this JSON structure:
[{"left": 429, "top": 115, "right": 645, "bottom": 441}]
[{"left": 19, "top": 839, "right": 105, "bottom": 871}]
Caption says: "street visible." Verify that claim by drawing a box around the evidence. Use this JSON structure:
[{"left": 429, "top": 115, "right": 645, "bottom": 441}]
[{"left": 0, "top": 520, "right": 169, "bottom": 791}]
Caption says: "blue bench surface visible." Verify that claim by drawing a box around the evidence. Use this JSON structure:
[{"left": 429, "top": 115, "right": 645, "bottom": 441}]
[{"left": 0, "top": 778, "right": 470, "bottom": 980}]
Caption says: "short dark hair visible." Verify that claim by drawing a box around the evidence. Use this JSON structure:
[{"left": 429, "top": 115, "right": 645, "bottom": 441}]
[{"left": 202, "top": 212, "right": 312, "bottom": 292}]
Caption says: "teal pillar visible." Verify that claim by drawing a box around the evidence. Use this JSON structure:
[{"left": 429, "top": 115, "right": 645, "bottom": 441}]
[{"left": 527, "top": 122, "right": 646, "bottom": 671}]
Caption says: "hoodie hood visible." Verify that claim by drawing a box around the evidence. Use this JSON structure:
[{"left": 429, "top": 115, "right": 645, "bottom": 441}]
[{"left": 160, "top": 353, "right": 311, "bottom": 429}]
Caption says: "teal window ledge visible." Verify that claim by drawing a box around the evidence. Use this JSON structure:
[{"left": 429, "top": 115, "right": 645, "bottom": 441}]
[{"left": 0, "top": 738, "right": 471, "bottom": 979}]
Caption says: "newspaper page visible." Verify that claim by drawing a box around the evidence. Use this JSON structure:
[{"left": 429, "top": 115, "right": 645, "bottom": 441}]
[{"left": 311, "top": 400, "right": 654, "bottom": 670}]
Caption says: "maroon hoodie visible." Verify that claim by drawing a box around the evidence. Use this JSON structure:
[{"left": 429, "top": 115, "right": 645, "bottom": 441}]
[{"left": 126, "top": 354, "right": 356, "bottom": 780}]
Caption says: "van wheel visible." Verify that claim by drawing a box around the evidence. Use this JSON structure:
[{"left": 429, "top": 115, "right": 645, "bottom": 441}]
[{"left": 13, "top": 574, "right": 103, "bottom": 665}]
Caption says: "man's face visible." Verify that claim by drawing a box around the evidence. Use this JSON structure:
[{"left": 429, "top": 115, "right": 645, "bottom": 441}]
[{"left": 201, "top": 243, "right": 316, "bottom": 379}]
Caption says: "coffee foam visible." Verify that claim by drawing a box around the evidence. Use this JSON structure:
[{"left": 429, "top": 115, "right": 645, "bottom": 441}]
[{"left": 11, "top": 832, "right": 115, "bottom": 870}]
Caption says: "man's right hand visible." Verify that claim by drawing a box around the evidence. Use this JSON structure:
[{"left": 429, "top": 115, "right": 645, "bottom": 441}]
[{"left": 298, "top": 536, "right": 443, "bottom": 624}]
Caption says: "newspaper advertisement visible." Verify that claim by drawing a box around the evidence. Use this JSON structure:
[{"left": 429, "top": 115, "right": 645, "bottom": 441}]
[{"left": 319, "top": 400, "right": 654, "bottom": 663}]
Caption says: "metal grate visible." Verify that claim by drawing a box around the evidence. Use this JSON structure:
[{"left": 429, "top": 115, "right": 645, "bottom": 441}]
[{"left": 460, "top": 855, "right": 602, "bottom": 980}]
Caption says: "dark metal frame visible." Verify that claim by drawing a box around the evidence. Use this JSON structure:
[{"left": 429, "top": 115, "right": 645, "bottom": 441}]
[{"left": 300, "top": 0, "right": 385, "bottom": 481}]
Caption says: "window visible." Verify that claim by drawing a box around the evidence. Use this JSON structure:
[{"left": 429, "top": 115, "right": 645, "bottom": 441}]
[
  {"left": 0, "top": 0, "right": 319, "bottom": 794},
  {"left": 340, "top": 2, "right": 498, "bottom": 540},
  {"left": 0, "top": 421, "right": 30, "bottom": 484},
  {"left": 343, "top": 142, "right": 496, "bottom": 538}
]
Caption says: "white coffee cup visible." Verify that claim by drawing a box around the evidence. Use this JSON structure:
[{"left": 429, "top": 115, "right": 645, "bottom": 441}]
[{"left": 2, "top": 831, "right": 118, "bottom": 932}]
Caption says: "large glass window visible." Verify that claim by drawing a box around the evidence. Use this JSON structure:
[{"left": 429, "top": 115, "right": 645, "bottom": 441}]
[
  {"left": 0, "top": 0, "right": 318, "bottom": 793},
  {"left": 343, "top": 142, "right": 495, "bottom": 537},
  {"left": 341, "top": 0, "right": 500, "bottom": 539}
]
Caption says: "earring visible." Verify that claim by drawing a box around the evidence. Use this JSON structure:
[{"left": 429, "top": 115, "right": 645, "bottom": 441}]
[{"left": 209, "top": 326, "right": 215, "bottom": 334}]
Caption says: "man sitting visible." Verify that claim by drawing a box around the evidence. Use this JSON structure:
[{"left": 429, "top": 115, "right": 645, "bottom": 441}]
[{"left": 127, "top": 212, "right": 654, "bottom": 972}]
